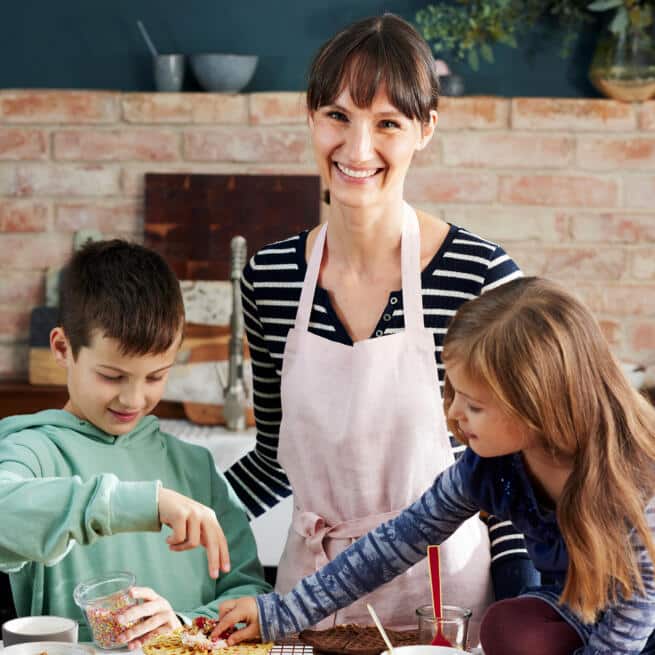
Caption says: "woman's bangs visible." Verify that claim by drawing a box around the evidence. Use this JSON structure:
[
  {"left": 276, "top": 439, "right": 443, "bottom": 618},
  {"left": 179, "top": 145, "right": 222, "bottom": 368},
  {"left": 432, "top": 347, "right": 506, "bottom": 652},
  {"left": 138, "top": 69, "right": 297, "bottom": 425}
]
[{"left": 341, "top": 49, "right": 427, "bottom": 121}]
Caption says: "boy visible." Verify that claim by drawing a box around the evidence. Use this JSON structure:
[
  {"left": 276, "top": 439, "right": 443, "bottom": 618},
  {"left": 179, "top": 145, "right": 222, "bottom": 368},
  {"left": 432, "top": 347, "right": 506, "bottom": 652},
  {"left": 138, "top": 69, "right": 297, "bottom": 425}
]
[{"left": 0, "top": 240, "right": 271, "bottom": 648}]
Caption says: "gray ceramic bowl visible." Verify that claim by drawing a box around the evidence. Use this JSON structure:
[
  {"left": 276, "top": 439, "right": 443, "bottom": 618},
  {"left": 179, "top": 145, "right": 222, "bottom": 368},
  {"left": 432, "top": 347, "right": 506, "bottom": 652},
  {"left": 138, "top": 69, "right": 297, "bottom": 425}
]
[
  {"left": 190, "top": 53, "right": 258, "bottom": 92},
  {"left": 2, "top": 617, "right": 78, "bottom": 646}
]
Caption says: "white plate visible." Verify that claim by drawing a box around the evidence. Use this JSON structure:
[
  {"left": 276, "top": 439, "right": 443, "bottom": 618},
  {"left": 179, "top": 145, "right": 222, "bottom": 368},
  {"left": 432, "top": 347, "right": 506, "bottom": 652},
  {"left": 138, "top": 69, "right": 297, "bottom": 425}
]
[
  {"left": 3, "top": 642, "right": 95, "bottom": 655},
  {"left": 382, "top": 646, "right": 468, "bottom": 655}
]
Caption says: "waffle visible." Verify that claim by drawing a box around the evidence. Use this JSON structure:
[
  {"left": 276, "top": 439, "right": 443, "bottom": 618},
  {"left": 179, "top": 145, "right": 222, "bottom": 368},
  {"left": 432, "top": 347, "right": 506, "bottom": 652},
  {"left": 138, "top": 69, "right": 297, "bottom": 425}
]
[
  {"left": 144, "top": 628, "right": 274, "bottom": 655},
  {"left": 299, "top": 625, "right": 419, "bottom": 655}
]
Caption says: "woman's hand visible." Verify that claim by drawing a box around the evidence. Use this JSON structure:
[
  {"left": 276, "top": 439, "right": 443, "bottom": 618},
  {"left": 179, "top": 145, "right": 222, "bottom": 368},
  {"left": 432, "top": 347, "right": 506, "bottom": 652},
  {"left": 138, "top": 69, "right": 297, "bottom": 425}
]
[
  {"left": 211, "top": 597, "right": 261, "bottom": 645},
  {"left": 158, "top": 487, "right": 230, "bottom": 579},
  {"left": 118, "top": 586, "right": 182, "bottom": 650}
]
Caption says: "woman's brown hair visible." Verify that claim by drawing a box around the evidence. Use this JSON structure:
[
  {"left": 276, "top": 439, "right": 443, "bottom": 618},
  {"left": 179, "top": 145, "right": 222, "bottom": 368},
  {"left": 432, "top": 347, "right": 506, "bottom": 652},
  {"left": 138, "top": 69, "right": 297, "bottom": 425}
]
[
  {"left": 442, "top": 276, "right": 655, "bottom": 622},
  {"left": 307, "top": 13, "right": 439, "bottom": 122}
]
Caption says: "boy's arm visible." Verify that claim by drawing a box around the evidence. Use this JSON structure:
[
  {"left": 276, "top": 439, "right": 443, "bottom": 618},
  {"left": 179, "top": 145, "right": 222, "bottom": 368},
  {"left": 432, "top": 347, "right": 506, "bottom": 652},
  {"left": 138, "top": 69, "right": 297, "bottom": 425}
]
[
  {"left": 179, "top": 458, "right": 272, "bottom": 622},
  {"left": 0, "top": 435, "right": 229, "bottom": 578},
  {"left": 0, "top": 437, "right": 159, "bottom": 571}
]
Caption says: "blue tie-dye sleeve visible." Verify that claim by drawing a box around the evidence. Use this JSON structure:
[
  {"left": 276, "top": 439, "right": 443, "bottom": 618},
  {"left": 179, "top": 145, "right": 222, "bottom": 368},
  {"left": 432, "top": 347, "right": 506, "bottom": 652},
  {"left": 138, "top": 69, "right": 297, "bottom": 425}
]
[{"left": 255, "top": 456, "right": 482, "bottom": 641}]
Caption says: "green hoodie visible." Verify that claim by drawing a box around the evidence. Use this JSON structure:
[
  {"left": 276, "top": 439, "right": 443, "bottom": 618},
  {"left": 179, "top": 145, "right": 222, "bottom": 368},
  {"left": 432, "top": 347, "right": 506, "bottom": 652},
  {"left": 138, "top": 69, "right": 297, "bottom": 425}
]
[{"left": 0, "top": 410, "right": 271, "bottom": 640}]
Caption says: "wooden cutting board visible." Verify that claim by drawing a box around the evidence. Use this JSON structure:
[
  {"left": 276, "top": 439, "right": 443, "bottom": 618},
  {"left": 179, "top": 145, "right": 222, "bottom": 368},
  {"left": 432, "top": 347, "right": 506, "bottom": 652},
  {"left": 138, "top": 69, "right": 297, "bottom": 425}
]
[{"left": 144, "top": 173, "right": 321, "bottom": 280}]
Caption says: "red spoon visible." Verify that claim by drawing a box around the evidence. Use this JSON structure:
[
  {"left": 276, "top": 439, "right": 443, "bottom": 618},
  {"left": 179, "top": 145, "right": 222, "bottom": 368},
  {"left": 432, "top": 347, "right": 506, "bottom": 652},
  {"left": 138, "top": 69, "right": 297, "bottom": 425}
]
[{"left": 427, "top": 545, "right": 453, "bottom": 647}]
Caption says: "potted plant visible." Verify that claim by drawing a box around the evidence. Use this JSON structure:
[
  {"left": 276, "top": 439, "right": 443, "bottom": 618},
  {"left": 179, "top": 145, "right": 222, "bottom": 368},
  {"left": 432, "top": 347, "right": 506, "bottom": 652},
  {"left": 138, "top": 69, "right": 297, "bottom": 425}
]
[{"left": 416, "top": 0, "right": 655, "bottom": 101}]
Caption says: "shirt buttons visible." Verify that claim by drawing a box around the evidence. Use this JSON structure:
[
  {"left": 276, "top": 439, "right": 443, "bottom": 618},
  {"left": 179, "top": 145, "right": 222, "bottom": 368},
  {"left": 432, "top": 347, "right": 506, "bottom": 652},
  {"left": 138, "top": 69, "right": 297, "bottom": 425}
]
[
  {"left": 375, "top": 329, "right": 384, "bottom": 337},
  {"left": 390, "top": 297, "right": 398, "bottom": 305},
  {"left": 383, "top": 313, "right": 392, "bottom": 322}
]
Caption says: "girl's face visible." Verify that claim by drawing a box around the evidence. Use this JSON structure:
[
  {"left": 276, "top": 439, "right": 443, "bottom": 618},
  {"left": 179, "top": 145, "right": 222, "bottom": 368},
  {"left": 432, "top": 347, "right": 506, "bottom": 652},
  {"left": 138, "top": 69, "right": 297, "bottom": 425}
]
[
  {"left": 308, "top": 85, "right": 436, "bottom": 210},
  {"left": 446, "top": 361, "right": 536, "bottom": 458}
]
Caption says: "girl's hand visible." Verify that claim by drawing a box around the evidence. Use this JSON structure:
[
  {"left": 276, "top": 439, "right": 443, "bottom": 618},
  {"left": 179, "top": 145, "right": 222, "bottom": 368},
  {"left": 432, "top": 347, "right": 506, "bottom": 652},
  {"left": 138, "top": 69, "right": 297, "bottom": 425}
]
[
  {"left": 211, "top": 597, "right": 261, "bottom": 645},
  {"left": 118, "top": 586, "right": 182, "bottom": 650},
  {"left": 158, "top": 487, "right": 231, "bottom": 579}
]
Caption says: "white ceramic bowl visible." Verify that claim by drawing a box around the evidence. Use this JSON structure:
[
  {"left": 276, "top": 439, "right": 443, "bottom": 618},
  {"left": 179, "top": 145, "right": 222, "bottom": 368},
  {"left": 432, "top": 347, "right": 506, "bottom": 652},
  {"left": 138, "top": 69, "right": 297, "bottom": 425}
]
[
  {"left": 383, "top": 646, "right": 468, "bottom": 655},
  {"left": 2, "top": 617, "right": 78, "bottom": 647},
  {"left": 2, "top": 643, "right": 93, "bottom": 655}
]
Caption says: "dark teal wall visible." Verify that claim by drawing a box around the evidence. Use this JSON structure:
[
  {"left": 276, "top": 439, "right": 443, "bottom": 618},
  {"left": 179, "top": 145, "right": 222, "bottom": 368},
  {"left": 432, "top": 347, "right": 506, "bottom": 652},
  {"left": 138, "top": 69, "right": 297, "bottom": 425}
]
[{"left": 2, "top": 0, "right": 601, "bottom": 97}]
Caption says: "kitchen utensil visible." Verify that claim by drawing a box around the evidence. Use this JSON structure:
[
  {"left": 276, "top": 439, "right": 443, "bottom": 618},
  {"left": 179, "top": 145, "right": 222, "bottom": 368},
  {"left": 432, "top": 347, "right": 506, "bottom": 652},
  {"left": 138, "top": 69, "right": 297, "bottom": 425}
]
[
  {"left": 154, "top": 54, "right": 185, "bottom": 92},
  {"left": 416, "top": 605, "right": 471, "bottom": 650},
  {"left": 427, "top": 545, "right": 453, "bottom": 647},
  {"left": 367, "top": 603, "right": 395, "bottom": 655},
  {"left": 137, "top": 20, "right": 158, "bottom": 57}
]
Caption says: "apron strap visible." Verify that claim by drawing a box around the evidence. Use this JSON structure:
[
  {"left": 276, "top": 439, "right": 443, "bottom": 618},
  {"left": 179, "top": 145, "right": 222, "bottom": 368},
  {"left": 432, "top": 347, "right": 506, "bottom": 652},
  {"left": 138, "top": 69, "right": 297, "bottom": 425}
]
[
  {"left": 400, "top": 203, "right": 423, "bottom": 332},
  {"left": 297, "top": 205, "right": 422, "bottom": 333},
  {"left": 296, "top": 223, "right": 328, "bottom": 332},
  {"left": 293, "top": 509, "right": 402, "bottom": 569}
]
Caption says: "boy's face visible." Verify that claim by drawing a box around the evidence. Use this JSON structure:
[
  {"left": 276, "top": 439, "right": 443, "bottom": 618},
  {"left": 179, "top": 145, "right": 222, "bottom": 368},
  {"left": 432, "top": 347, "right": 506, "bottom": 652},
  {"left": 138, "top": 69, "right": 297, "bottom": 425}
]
[{"left": 51, "top": 328, "right": 181, "bottom": 436}]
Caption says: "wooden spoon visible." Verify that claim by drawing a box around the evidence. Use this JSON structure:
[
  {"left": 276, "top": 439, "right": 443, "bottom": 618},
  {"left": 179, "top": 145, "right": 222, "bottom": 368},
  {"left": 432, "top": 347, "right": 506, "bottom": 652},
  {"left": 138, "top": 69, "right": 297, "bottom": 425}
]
[
  {"left": 427, "top": 545, "right": 453, "bottom": 647},
  {"left": 366, "top": 603, "right": 394, "bottom": 655}
]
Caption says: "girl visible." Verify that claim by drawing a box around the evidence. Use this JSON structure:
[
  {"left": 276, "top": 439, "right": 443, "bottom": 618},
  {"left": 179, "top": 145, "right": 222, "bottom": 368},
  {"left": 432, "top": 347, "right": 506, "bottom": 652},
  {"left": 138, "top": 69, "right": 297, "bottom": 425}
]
[{"left": 214, "top": 276, "right": 655, "bottom": 655}]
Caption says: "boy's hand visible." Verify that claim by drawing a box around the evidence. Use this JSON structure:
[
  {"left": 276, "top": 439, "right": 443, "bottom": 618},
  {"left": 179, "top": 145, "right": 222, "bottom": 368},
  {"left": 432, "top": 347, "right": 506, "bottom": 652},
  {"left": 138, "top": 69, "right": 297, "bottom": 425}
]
[
  {"left": 211, "top": 597, "right": 261, "bottom": 645},
  {"left": 118, "top": 586, "right": 181, "bottom": 650},
  {"left": 158, "top": 487, "right": 230, "bottom": 579}
]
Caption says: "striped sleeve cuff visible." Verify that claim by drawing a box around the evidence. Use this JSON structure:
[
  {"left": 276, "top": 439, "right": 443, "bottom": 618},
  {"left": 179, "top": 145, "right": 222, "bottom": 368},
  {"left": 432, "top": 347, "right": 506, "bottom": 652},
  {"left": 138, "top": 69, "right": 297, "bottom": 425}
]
[{"left": 487, "top": 515, "right": 529, "bottom": 563}]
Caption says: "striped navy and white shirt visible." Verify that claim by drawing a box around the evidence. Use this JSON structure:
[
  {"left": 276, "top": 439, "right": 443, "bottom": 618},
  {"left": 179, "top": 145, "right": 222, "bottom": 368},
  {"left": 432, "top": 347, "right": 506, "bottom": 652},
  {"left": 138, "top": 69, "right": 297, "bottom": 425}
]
[{"left": 225, "top": 223, "right": 526, "bottom": 567}]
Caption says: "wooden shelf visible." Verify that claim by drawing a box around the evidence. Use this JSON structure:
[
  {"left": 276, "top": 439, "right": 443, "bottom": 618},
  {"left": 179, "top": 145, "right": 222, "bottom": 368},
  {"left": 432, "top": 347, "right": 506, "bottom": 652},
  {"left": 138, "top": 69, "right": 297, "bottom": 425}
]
[{"left": 0, "top": 382, "right": 186, "bottom": 420}]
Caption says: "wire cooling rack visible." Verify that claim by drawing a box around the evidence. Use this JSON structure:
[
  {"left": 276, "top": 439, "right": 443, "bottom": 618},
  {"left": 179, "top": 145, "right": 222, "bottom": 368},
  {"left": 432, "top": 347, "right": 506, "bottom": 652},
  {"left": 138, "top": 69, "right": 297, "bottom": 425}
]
[{"left": 270, "top": 645, "right": 314, "bottom": 655}]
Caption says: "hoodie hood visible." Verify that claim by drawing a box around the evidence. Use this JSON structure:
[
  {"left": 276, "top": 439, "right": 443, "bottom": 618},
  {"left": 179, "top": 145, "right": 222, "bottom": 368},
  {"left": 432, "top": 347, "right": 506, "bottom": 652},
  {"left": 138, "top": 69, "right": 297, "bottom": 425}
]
[{"left": 0, "top": 410, "right": 161, "bottom": 448}]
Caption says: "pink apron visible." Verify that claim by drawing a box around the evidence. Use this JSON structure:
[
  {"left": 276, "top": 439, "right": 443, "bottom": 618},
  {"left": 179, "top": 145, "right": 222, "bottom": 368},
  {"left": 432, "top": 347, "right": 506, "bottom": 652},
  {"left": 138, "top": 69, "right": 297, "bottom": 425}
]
[{"left": 277, "top": 204, "right": 493, "bottom": 641}]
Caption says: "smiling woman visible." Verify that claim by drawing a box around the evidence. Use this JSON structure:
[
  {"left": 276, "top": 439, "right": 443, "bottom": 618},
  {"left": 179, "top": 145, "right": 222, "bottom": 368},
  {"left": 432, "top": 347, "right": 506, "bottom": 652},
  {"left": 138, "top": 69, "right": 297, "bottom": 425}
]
[
  {"left": 222, "top": 12, "right": 536, "bottom": 645},
  {"left": 309, "top": 86, "right": 435, "bottom": 214}
]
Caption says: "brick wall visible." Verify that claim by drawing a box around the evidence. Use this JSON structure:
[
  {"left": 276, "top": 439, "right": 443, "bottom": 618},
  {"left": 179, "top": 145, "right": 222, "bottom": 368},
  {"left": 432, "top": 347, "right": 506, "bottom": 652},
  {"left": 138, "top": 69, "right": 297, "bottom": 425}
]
[{"left": 0, "top": 91, "right": 654, "bottom": 381}]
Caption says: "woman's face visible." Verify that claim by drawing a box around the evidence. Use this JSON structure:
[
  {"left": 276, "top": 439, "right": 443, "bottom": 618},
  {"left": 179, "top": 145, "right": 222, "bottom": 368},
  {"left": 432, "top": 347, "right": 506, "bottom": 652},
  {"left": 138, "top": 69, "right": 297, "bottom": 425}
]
[{"left": 309, "top": 85, "right": 436, "bottom": 210}]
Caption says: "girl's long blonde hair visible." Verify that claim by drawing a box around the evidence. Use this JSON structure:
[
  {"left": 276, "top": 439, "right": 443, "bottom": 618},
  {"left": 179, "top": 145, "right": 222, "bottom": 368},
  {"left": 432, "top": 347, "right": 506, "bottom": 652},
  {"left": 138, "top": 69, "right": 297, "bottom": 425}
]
[{"left": 442, "top": 277, "right": 655, "bottom": 621}]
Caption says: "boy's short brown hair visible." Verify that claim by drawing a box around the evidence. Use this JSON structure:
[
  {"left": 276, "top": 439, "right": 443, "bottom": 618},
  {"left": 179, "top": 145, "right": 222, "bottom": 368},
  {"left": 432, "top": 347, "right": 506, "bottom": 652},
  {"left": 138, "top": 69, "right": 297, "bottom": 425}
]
[{"left": 58, "top": 239, "right": 185, "bottom": 358}]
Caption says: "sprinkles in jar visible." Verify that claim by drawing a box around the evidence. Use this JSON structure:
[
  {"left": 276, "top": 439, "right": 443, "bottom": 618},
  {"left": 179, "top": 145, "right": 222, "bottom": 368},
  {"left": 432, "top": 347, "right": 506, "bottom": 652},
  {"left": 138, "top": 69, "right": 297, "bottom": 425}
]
[{"left": 74, "top": 571, "right": 138, "bottom": 649}]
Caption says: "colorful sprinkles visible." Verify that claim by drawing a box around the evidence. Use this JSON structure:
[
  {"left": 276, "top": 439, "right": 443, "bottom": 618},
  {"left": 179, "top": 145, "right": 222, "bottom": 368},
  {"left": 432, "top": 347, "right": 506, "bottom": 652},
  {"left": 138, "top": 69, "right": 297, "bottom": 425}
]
[{"left": 85, "top": 590, "right": 138, "bottom": 649}]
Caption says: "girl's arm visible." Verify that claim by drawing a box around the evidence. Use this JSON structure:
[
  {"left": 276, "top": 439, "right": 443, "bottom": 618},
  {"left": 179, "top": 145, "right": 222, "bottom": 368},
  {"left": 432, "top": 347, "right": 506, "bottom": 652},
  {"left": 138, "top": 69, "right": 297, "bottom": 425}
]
[
  {"left": 583, "top": 501, "right": 655, "bottom": 654},
  {"left": 215, "top": 457, "right": 480, "bottom": 643}
]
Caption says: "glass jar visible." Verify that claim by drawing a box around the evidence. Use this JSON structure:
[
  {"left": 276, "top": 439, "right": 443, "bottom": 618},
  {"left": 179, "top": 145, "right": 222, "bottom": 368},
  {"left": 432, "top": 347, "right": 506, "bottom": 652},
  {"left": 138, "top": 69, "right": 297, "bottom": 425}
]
[
  {"left": 589, "top": 21, "right": 655, "bottom": 102},
  {"left": 73, "top": 571, "right": 138, "bottom": 649},
  {"left": 415, "top": 603, "right": 471, "bottom": 650}
]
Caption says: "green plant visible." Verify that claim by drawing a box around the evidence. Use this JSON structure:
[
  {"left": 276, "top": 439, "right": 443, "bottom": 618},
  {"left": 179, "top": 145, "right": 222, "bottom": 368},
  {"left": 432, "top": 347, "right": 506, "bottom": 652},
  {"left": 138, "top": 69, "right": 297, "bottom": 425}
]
[{"left": 416, "top": 0, "right": 654, "bottom": 71}]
